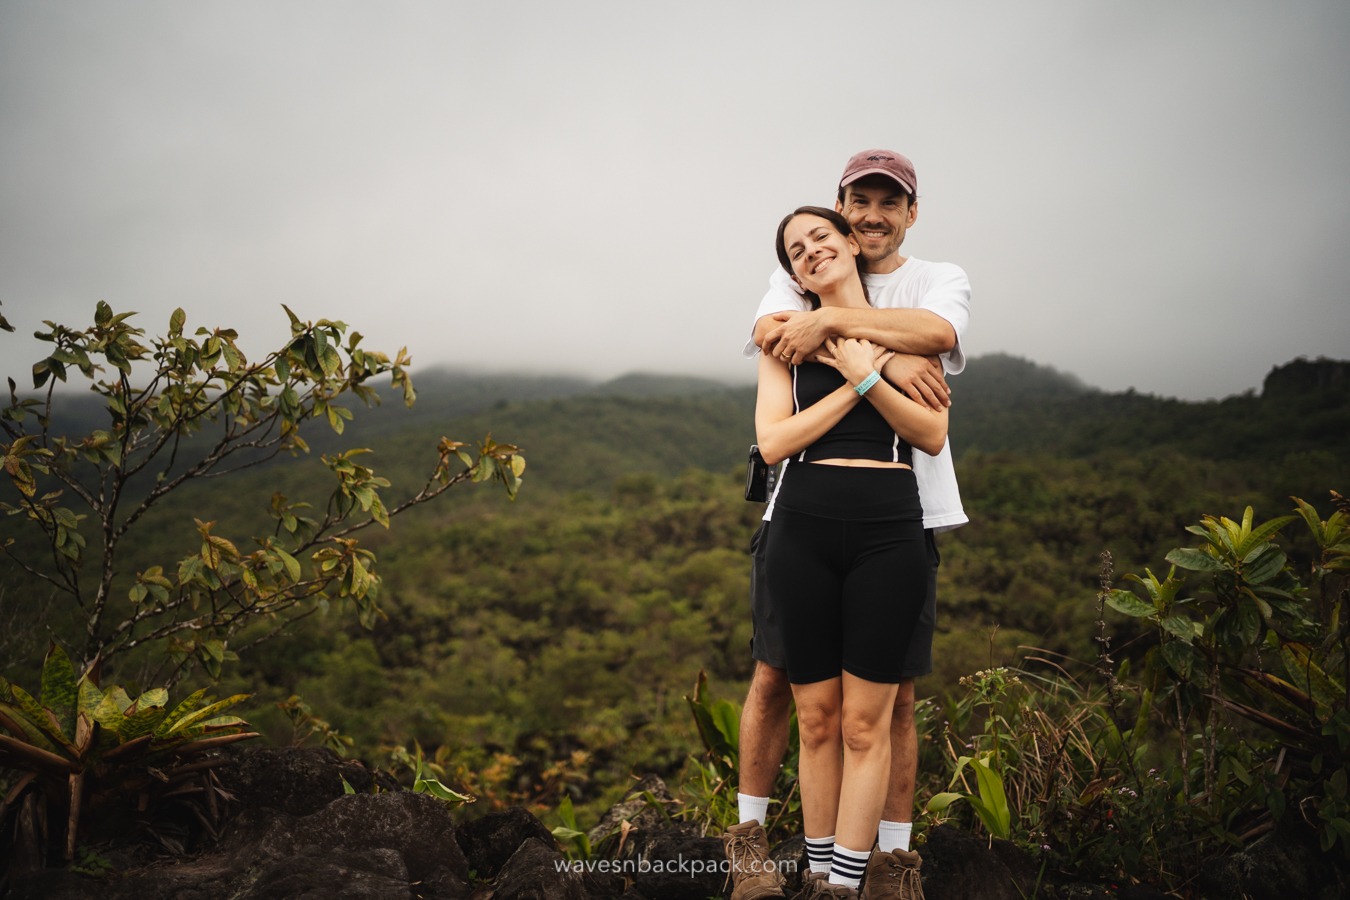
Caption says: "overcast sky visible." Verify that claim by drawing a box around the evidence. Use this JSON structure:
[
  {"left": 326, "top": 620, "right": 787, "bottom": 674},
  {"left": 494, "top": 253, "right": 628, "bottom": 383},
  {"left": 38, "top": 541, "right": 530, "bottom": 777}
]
[{"left": 2, "top": 1, "right": 1347, "bottom": 401}]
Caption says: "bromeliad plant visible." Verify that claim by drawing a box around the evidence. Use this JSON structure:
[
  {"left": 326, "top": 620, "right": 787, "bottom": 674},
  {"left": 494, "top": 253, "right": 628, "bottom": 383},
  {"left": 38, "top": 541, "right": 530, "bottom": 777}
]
[{"left": 0, "top": 644, "right": 258, "bottom": 871}]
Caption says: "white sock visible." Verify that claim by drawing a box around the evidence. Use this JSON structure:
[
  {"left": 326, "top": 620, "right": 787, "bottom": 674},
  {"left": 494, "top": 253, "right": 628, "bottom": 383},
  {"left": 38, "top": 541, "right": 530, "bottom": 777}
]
[
  {"left": 828, "top": 844, "right": 870, "bottom": 888},
  {"left": 737, "top": 792, "right": 770, "bottom": 826},
  {"left": 805, "top": 834, "right": 835, "bottom": 874},
  {"left": 878, "top": 819, "right": 912, "bottom": 852}
]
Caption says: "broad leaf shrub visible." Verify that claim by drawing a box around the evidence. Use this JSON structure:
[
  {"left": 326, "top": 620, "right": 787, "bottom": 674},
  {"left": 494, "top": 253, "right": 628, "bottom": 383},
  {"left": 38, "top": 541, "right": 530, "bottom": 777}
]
[
  {"left": 0, "top": 301, "right": 524, "bottom": 687},
  {"left": 1104, "top": 493, "right": 1350, "bottom": 857},
  {"left": 924, "top": 492, "right": 1348, "bottom": 892}
]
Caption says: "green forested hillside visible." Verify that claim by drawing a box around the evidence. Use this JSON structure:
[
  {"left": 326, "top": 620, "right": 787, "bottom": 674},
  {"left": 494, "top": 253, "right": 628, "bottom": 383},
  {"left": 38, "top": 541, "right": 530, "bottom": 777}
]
[{"left": 3, "top": 354, "right": 1347, "bottom": 824}]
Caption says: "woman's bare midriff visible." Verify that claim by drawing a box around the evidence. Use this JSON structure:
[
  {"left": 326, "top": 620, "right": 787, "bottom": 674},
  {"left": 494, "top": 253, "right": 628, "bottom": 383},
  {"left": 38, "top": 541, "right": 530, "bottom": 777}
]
[{"left": 809, "top": 458, "right": 912, "bottom": 470}]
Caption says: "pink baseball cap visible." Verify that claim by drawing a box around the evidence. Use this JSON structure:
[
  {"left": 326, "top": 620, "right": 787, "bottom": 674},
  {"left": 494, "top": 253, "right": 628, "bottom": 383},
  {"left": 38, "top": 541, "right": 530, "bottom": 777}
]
[{"left": 839, "top": 149, "right": 917, "bottom": 196}]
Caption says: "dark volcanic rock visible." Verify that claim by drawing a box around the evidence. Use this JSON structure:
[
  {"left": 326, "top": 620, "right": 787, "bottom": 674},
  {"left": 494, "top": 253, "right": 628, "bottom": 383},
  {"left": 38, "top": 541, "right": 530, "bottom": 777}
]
[
  {"left": 921, "top": 824, "right": 1023, "bottom": 900},
  {"left": 611, "top": 826, "right": 727, "bottom": 900},
  {"left": 492, "top": 836, "right": 588, "bottom": 900},
  {"left": 215, "top": 745, "right": 399, "bottom": 817},
  {"left": 588, "top": 774, "right": 676, "bottom": 853},
  {"left": 1196, "top": 821, "right": 1347, "bottom": 900},
  {"left": 770, "top": 834, "right": 808, "bottom": 894},
  {"left": 1115, "top": 885, "right": 1173, "bottom": 900},
  {"left": 454, "top": 805, "right": 559, "bottom": 879},
  {"left": 28, "top": 749, "right": 1346, "bottom": 900},
  {"left": 244, "top": 791, "right": 471, "bottom": 895},
  {"left": 9, "top": 790, "right": 472, "bottom": 900}
]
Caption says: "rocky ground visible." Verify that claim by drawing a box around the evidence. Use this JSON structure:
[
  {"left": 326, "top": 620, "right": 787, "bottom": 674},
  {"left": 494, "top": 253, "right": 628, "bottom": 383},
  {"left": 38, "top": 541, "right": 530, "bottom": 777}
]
[{"left": 5, "top": 746, "right": 1343, "bottom": 899}]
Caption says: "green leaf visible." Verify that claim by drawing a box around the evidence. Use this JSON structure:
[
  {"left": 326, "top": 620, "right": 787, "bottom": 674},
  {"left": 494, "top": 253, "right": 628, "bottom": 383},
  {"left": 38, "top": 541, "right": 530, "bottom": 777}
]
[
  {"left": 77, "top": 678, "right": 104, "bottom": 717},
  {"left": 1233, "top": 599, "right": 1262, "bottom": 646},
  {"left": 92, "top": 690, "right": 133, "bottom": 737},
  {"left": 1160, "top": 614, "right": 1194, "bottom": 643},
  {"left": 414, "top": 776, "right": 475, "bottom": 804},
  {"left": 1240, "top": 514, "right": 1296, "bottom": 555},
  {"left": 282, "top": 304, "right": 303, "bottom": 335},
  {"left": 926, "top": 792, "right": 964, "bottom": 814},
  {"left": 1105, "top": 589, "right": 1155, "bottom": 618},
  {"left": 320, "top": 345, "right": 342, "bottom": 377},
  {"left": 154, "top": 688, "right": 209, "bottom": 737},
  {"left": 1243, "top": 544, "right": 1287, "bottom": 585},
  {"left": 120, "top": 698, "right": 169, "bottom": 742},
  {"left": 137, "top": 687, "right": 169, "bottom": 709},
  {"left": 970, "top": 756, "right": 1011, "bottom": 839},
  {"left": 1162, "top": 640, "right": 1197, "bottom": 680},
  {"left": 105, "top": 342, "right": 131, "bottom": 374},
  {"left": 162, "top": 693, "right": 251, "bottom": 737},
  {"left": 39, "top": 644, "right": 78, "bottom": 739},
  {"left": 1166, "top": 548, "right": 1225, "bottom": 573},
  {"left": 170, "top": 308, "right": 186, "bottom": 333},
  {"left": 0, "top": 687, "right": 66, "bottom": 753},
  {"left": 1280, "top": 643, "right": 1344, "bottom": 714},
  {"left": 274, "top": 546, "right": 302, "bottom": 582}
]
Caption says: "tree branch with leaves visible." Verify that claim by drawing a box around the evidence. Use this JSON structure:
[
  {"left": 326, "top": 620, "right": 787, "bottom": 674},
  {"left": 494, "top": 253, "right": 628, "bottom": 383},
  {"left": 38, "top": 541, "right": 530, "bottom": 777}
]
[{"left": 0, "top": 299, "right": 524, "bottom": 686}]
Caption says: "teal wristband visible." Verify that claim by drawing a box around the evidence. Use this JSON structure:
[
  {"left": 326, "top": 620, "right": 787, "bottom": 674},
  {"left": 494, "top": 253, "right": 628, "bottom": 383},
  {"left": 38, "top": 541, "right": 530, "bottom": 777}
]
[{"left": 854, "top": 370, "right": 881, "bottom": 396}]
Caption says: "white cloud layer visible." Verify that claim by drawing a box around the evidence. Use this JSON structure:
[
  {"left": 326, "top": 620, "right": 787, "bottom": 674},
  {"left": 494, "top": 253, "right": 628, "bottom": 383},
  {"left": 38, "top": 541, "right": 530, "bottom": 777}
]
[{"left": 2, "top": 0, "right": 1347, "bottom": 400}]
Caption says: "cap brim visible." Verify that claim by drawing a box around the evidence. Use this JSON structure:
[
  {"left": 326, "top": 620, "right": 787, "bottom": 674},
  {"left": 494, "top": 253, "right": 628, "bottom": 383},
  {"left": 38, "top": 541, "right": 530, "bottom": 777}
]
[{"left": 839, "top": 167, "right": 915, "bottom": 194}]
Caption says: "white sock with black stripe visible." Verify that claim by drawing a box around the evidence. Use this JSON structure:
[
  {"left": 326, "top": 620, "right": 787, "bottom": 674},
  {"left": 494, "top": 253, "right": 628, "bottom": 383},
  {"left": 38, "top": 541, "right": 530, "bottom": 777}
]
[
  {"left": 805, "top": 834, "right": 835, "bottom": 875},
  {"left": 829, "top": 844, "right": 870, "bottom": 888}
]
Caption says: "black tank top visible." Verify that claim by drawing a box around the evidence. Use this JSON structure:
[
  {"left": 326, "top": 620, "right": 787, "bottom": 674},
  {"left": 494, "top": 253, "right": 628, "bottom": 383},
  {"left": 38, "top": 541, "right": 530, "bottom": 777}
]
[{"left": 791, "top": 362, "right": 913, "bottom": 466}]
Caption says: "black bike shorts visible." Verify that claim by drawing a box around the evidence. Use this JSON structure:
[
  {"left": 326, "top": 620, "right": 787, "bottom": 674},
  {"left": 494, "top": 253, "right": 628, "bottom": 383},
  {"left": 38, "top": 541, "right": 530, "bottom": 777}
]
[{"left": 763, "top": 463, "right": 927, "bottom": 685}]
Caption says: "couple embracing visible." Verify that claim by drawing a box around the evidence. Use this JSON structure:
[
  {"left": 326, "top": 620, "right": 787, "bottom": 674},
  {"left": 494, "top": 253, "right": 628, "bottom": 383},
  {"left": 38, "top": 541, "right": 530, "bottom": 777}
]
[{"left": 724, "top": 149, "right": 971, "bottom": 900}]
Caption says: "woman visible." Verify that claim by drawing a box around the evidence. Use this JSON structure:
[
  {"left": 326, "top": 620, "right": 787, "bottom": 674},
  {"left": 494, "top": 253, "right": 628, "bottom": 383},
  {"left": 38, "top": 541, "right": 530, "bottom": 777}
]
[{"left": 756, "top": 207, "right": 947, "bottom": 898}]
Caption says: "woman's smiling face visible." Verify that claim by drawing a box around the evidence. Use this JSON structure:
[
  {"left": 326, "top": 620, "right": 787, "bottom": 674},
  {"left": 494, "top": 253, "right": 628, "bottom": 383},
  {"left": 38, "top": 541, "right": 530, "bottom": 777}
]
[{"left": 781, "top": 213, "right": 861, "bottom": 294}]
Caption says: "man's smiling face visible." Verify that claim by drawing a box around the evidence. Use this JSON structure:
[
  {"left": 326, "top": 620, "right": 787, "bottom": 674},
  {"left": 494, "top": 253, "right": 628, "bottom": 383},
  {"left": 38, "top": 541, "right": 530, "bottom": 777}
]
[{"left": 836, "top": 175, "right": 918, "bottom": 274}]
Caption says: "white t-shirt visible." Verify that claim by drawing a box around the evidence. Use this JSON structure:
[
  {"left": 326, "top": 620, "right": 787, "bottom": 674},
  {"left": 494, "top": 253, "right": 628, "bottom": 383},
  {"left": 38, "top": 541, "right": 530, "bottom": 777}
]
[{"left": 746, "top": 257, "right": 971, "bottom": 532}]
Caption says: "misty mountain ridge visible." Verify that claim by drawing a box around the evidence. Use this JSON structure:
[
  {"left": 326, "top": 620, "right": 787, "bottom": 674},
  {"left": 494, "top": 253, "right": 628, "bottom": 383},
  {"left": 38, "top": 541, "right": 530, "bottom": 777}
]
[{"left": 13, "top": 354, "right": 1346, "bottom": 480}]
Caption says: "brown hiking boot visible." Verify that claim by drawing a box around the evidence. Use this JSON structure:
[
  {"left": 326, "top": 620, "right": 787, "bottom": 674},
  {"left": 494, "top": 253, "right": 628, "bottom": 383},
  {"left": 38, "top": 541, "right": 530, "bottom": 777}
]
[
  {"left": 860, "top": 848, "right": 924, "bottom": 899},
  {"left": 796, "top": 878, "right": 859, "bottom": 899},
  {"left": 721, "top": 819, "right": 787, "bottom": 900},
  {"left": 789, "top": 869, "right": 827, "bottom": 899}
]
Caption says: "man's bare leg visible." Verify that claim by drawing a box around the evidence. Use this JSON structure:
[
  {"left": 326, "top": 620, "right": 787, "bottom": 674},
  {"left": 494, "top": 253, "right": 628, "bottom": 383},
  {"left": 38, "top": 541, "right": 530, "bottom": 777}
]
[
  {"left": 722, "top": 660, "right": 793, "bottom": 900},
  {"left": 879, "top": 679, "right": 917, "bottom": 851},
  {"left": 738, "top": 660, "right": 793, "bottom": 813}
]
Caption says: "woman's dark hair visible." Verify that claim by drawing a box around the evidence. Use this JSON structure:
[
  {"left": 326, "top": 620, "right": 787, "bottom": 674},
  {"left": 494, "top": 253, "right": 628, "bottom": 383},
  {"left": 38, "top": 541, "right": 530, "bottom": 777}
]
[{"left": 774, "top": 206, "right": 868, "bottom": 310}]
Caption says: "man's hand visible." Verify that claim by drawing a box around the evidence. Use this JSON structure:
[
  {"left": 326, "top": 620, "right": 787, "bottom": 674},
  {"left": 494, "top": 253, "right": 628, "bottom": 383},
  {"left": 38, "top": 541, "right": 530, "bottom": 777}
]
[
  {"left": 760, "top": 309, "right": 831, "bottom": 366},
  {"left": 882, "top": 354, "right": 951, "bottom": 410}
]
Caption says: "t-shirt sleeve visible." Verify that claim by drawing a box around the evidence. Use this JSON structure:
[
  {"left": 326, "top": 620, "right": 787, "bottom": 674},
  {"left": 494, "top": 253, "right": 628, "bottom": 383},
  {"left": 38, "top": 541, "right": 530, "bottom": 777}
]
[
  {"left": 742, "top": 266, "right": 810, "bottom": 358},
  {"left": 920, "top": 263, "right": 971, "bottom": 375}
]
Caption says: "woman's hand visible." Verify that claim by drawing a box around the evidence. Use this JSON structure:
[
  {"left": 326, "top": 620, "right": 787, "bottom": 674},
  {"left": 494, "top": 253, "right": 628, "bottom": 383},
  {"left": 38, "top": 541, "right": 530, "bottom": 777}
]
[{"left": 816, "top": 337, "right": 893, "bottom": 387}]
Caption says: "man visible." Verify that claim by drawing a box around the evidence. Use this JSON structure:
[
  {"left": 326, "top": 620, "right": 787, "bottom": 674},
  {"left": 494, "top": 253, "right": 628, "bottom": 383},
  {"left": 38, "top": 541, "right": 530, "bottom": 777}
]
[{"left": 722, "top": 149, "right": 970, "bottom": 900}]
